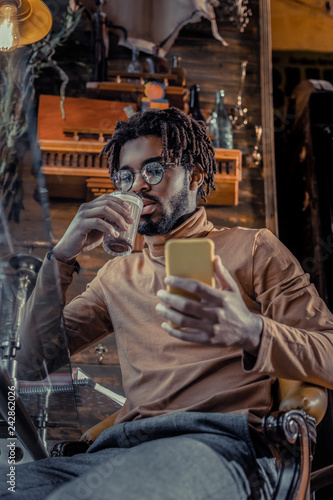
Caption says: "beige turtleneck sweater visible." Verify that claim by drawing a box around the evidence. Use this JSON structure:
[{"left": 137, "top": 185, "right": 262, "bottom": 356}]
[{"left": 19, "top": 207, "right": 333, "bottom": 429}]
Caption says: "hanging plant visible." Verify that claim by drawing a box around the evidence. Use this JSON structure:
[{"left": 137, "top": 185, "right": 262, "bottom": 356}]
[{"left": 0, "top": 2, "right": 84, "bottom": 222}]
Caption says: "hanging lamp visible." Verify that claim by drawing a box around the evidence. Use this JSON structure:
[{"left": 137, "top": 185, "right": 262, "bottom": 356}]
[{"left": 0, "top": 0, "right": 52, "bottom": 52}]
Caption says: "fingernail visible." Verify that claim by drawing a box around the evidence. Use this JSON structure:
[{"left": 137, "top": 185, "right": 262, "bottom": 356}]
[{"left": 114, "top": 231, "right": 119, "bottom": 237}]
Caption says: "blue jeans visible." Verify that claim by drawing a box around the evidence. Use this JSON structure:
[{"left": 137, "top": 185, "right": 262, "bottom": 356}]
[{"left": 0, "top": 412, "right": 277, "bottom": 499}]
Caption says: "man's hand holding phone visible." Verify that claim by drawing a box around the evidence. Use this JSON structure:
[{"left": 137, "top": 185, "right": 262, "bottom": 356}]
[{"left": 156, "top": 239, "right": 263, "bottom": 357}]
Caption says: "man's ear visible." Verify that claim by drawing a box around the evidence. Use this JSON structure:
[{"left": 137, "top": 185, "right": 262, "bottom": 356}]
[{"left": 189, "top": 163, "right": 204, "bottom": 191}]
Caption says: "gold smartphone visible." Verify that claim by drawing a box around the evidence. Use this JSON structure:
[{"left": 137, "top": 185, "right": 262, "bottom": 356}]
[{"left": 165, "top": 238, "right": 215, "bottom": 302}]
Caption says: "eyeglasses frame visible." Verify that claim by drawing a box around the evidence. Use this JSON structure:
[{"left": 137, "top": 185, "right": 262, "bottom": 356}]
[{"left": 112, "top": 161, "right": 177, "bottom": 192}]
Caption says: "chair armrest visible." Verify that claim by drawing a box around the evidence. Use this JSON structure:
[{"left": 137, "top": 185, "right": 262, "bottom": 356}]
[
  {"left": 262, "top": 381, "right": 328, "bottom": 499},
  {"left": 278, "top": 378, "right": 328, "bottom": 424}
]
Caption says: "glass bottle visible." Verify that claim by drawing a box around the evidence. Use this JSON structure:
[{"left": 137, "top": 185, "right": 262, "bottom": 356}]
[
  {"left": 143, "top": 45, "right": 168, "bottom": 74},
  {"left": 189, "top": 84, "right": 205, "bottom": 122},
  {"left": 171, "top": 55, "right": 187, "bottom": 87},
  {"left": 209, "top": 89, "right": 234, "bottom": 149},
  {"left": 127, "top": 47, "right": 142, "bottom": 73}
]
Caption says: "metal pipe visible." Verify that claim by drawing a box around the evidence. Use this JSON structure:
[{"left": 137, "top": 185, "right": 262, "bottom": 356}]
[{"left": 0, "top": 363, "right": 49, "bottom": 460}]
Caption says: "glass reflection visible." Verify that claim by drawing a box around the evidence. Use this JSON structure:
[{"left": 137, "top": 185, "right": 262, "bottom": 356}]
[{"left": 0, "top": 69, "right": 79, "bottom": 461}]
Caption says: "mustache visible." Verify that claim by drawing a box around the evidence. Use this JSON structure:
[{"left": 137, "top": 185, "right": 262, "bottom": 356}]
[{"left": 139, "top": 194, "right": 160, "bottom": 204}]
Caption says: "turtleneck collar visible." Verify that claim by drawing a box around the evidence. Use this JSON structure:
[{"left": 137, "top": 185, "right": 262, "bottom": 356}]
[{"left": 144, "top": 207, "right": 215, "bottom": 258}]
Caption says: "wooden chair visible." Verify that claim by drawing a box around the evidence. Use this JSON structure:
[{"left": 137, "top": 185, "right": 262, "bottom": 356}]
[
  {"left": 262, "top": 379, "right": 329, "bottom": 499},
  {"left": 51, "top": 379, "right": 332, "bottom": 499}
]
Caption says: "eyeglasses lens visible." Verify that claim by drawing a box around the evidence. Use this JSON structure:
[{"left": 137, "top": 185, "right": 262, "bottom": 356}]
[
  {"left": 113, "top": 170, "right": 132, "bottom": 191},
  {"left": 142, "top": 162, "right": 164, "bottom": 185}
]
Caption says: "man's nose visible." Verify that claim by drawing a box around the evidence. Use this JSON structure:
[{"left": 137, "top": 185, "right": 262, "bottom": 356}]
[{"left": 131, "top": 171, "right": 150, "bottom": 193}]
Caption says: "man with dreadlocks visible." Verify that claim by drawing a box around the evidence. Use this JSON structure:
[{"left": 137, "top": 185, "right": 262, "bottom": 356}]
[{"left": 5, "top": 107, "right": 333, "bottom": 500}]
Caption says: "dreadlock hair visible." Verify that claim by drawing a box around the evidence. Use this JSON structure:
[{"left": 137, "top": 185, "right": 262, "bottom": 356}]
[{"left": 101, "top": 107, "right": 217, "bottom": 202}]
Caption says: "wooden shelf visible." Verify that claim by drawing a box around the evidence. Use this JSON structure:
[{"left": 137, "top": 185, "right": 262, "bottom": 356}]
[
  {"left": 38, "top": 95, "right": 241, "bottom": 205},
  {"left": 86, "top": 81, "right": 186, "bottom": 110},
  {"left": 107, "top": 71, "right": 179, "bottom": 85},
  {"left": 204, "top": 148, "right": 242, "bottom": 206}
]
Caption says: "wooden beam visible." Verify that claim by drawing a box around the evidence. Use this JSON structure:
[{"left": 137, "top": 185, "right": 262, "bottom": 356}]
[{"left": 260, "top": 0, "right": 279, "bottom": 236}]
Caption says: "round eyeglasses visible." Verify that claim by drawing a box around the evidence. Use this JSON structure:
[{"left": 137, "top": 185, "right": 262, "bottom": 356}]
[{"left": 112, "top": 162, "right": 176, "bottom": 192}]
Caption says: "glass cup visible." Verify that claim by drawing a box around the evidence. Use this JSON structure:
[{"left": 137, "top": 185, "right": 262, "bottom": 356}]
[{"left": 103, "top": 192, "right": 143, "bottom": 257}]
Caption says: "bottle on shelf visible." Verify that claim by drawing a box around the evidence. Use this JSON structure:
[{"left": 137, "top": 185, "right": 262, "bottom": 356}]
[
  {"left": 171, "top": 55, "right": 187, "bottom": 87},
  {"left": 209, "top": 89, "right": 234, "bottom": 149},
  {"left": 143, "top": 45, "right": 168, "bottom": 74},
  {"left": 127, "top": 47, "right": 142, "bottom": 73},
  {"left": 188, "top": 84, "right": 206, "bottom": 122}
]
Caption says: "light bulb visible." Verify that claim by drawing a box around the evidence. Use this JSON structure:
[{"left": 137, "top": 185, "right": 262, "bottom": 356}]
[{"left": 0, "top": 3, "right": 20, "bottom": 52}]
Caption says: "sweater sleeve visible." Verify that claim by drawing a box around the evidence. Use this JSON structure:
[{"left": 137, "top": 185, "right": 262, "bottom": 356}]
[
  {"left": 16, "top": 255, "right": 74, "bottom": 379},
  {"left": 16, "top": 254, "right": 113, "bottom": 379},
  {"left": 63, "top": 277, "right": 114, "bottom": 355},
  {"left": 243, "top": 228, "right": 333, "bottom": 388}
]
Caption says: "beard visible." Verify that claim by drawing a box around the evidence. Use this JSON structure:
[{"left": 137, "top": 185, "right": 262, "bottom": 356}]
[{"left": 138, "top": 183, "right": 191, "bottom": 236}]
